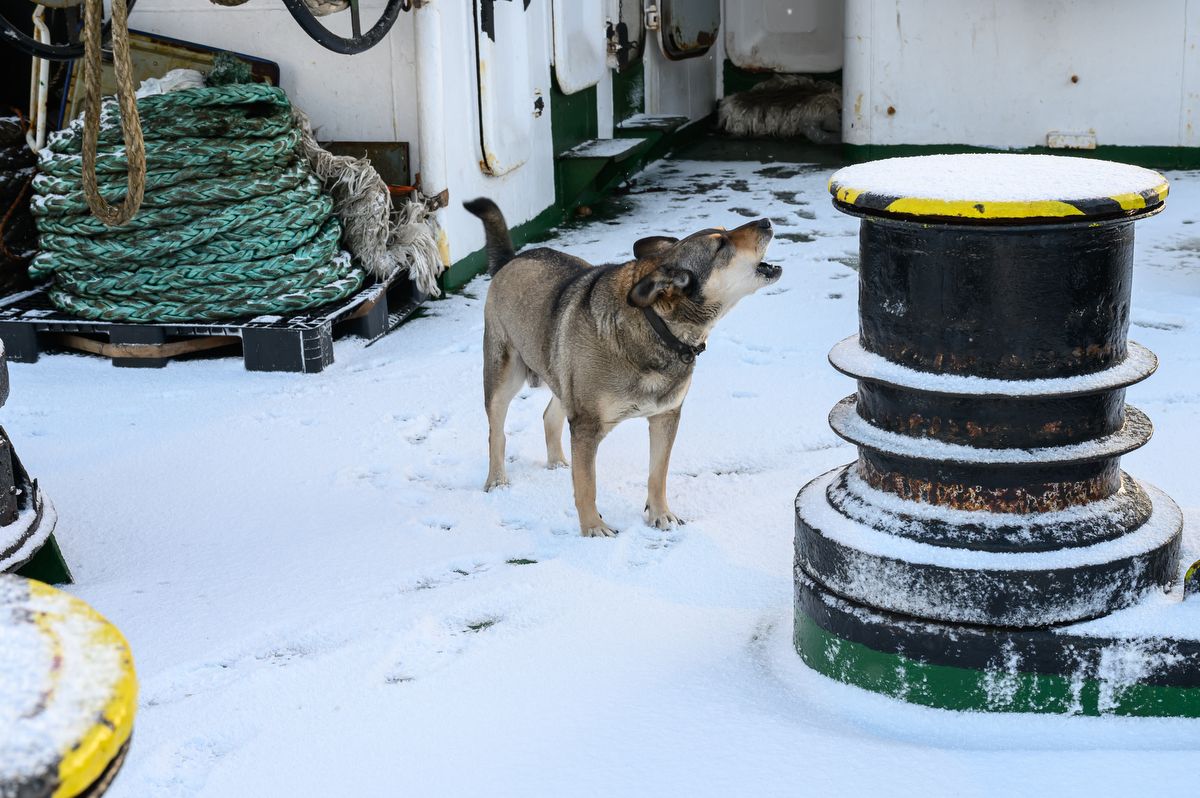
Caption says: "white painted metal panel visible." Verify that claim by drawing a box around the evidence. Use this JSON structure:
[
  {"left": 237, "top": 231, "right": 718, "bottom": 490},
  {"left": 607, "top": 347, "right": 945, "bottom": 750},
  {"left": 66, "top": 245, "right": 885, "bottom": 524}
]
[
  {"left": 1181, "top": 0, "right": 1200, "bottom": 148},
  {"left": 553, "top": 0, "right": 607, "bottom": 94},
  {"left": 476, "top": 0, "right": 534, "bottom": 175},
  {"left": 126, "top": 0, "right": 417, "bottom": 144},
  {"left": 724, "top": 0, "right": 843, "bottom": 73},
  {"left": 843, "top": 0, "right": 1195, "bottom": 150},
  {"left": 644, "top": 32, "right": 717, "bottom": 120}
]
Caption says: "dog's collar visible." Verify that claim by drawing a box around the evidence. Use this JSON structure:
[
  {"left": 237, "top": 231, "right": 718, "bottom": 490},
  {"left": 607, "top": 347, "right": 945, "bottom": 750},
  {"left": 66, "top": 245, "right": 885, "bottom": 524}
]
[{"left": 641, "top": 306, "right": 705, "bottom": 364}]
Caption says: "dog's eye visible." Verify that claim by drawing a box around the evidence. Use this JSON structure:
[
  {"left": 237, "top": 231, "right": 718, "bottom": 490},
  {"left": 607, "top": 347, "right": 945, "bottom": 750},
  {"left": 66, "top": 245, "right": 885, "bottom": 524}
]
[{"left": 718, "top": 238, "right": 728, "bottom": 250}]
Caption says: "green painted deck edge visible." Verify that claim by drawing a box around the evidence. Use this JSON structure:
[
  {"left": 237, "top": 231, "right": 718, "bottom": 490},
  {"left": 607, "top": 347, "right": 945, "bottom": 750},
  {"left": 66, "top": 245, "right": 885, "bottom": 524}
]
[
  {"left": 794, "top": 610, "right": 1200, "bottom": 718},
  {"left": 440, "top": 204, "right": 565, "bottom": 292},
  {"left": 443, "top": 111, "right": 711, "bottom": 293},
  {"left": 14, "top": 533, "right": 73, "bottom": 585},
  {"left": 843, "top": 143, "right": 1200, "bottom": 171}
]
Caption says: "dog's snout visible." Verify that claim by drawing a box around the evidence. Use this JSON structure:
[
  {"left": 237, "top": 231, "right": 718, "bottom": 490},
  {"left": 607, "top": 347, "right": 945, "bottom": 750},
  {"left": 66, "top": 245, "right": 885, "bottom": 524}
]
[{"left": 755, "top": 218, "right": 772, "bottom": 230}]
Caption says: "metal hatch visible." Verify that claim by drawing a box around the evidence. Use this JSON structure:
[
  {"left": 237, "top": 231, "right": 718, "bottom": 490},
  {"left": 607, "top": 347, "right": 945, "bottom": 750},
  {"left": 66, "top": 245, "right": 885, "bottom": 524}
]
[
  {"left": 725, "top": 0, "right": 843, "bottom": 73},
  {"left": 657, "top": 0, "right": 719, "bottom": 61},
  {"left": 474, "top": 0, "right": 535, "bottom": 176},
  {"left": 552, "top": 0, "right": 607, "bottom": 94}
]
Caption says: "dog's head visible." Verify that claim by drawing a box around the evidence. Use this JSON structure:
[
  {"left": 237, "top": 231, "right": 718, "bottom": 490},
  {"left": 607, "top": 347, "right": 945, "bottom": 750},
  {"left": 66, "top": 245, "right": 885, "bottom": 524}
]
[{"left": 627, "top": 218, "right": 780, "bottom": 317}]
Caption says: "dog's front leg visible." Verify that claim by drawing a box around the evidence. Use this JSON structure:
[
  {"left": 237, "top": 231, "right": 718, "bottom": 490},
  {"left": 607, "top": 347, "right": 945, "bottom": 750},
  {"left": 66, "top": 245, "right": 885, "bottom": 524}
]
[
  {"left": 543, "top": 396, "right": 569, "bottom": 469},
  {"left": 646, "top": 409, "right": 683, "bottom": 529},
  {"left": 569, "top": 417, "right": 616, "bottom": 537}
]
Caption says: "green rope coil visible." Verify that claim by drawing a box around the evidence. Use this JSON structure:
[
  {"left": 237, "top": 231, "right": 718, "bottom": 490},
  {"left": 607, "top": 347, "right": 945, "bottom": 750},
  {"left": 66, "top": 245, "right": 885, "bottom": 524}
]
[
  {"left": 32, "top": 62, "right": 364, "bottom": 322},
  {"left": 34, "top": 160, "right": 309, "bottom": 216},
  {"left": 38, "top": 130, "right": 302, "bottom": 178}
]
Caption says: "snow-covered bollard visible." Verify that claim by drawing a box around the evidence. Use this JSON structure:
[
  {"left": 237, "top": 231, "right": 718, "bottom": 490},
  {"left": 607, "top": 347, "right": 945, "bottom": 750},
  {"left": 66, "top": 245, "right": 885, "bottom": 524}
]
[
  {"left": 0, "top": 575, "right": 137, "bottom": 796},
  {"left": 794, "top": 154, "right": 1200, "bottom": 716}
]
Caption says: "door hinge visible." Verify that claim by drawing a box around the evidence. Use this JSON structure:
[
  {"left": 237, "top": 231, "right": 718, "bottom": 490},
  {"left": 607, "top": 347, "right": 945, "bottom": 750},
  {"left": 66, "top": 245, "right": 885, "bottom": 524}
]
[{"left": 645, "top": 4, "right": 660, "bottom": 32}]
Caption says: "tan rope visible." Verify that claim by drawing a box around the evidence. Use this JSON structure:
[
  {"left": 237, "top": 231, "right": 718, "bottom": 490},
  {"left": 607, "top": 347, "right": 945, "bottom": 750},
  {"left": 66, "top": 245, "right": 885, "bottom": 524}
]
[{"left": 80, "top": 0, "right": 145, "bottom": 227}]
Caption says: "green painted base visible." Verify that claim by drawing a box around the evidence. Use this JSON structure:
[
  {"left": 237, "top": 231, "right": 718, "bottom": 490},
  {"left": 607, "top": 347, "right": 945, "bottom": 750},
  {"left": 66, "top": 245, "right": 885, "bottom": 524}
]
[
  {"left": 842, "top": 143, "right": 1200, "bottom": 171},
  {"left": 795, "top": 569, "right": 1200, "bottom": 717},
  {"left": 15, "top": 532, "right": 73, "bottom": 585}
]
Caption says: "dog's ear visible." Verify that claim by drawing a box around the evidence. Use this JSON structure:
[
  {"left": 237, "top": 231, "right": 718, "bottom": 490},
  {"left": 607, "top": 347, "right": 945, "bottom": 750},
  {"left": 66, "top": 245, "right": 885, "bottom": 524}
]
[
  {"left": 628, "top": 268, "right": 695, "bottom": 308},
  {"left": 633, "top": 236, "right": 678, "bottom": 259}
]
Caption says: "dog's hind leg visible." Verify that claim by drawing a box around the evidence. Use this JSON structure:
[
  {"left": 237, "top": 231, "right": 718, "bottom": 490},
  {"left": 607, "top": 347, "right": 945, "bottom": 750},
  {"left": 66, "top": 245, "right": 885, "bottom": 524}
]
[
  {"left": 483, "top": 331, "right": 527, "bottom": 491},
  {"left": 543, "top": 396, "right": 569, "bottom": 469},
  {"left": 569, "top": 417, "right": 616, "bottom": 537},
  {"left": 645, "top": 409, "right": 684, "bottom": 529}
]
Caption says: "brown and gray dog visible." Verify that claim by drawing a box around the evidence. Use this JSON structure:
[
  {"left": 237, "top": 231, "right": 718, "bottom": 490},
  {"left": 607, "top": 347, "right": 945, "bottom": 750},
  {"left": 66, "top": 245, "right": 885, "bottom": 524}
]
[{"left": 464, "top": 198, "right": 780, "bottom": 537}]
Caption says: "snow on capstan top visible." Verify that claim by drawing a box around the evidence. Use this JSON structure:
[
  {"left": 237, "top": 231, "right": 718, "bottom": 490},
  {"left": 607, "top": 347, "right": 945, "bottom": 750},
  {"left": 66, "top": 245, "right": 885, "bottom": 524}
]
[{"left": 830, "top": 154, "right": 1167, "bottom": 203}]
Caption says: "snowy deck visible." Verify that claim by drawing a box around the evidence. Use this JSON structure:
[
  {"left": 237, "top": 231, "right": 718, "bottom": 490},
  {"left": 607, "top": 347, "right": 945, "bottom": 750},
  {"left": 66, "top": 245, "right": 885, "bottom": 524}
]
[{"left": 11, "top": 155, "right": 1200, "bottom": 796}]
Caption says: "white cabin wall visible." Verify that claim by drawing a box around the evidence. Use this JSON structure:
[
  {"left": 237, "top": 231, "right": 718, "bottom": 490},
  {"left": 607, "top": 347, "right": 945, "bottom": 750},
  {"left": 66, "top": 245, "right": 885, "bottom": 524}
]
[
  {"left": 129, "top": 0, "right": 419, "bottom": 158},
  {"left": 843, "top": 0, "right": 1200, "bottom": 150}
]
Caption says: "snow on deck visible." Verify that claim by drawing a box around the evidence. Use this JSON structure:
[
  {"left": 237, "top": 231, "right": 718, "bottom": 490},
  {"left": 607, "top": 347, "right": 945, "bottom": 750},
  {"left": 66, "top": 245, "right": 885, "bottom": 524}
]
[{"left": 7, "top": 158, "right": 1200, "bottom": 796}]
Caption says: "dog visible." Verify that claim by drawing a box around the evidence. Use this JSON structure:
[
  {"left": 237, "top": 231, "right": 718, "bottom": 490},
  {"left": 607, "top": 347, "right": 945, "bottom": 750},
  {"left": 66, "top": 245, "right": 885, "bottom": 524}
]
[{"left": 464, "top": 198, "right": 780, "bottom": 537}]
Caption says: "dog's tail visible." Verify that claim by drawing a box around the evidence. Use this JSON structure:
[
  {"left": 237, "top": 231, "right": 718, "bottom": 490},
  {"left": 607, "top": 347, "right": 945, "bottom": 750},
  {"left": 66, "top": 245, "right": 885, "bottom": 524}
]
[{"left": 463, "top": 197, "right": 516, "bottom": 275}]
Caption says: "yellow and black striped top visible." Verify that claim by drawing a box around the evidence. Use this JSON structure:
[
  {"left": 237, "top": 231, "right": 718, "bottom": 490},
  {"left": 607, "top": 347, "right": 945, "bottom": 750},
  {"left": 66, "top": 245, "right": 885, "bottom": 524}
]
[{"left": 829, "top": 154, "right": 1169, "bottom": 222}]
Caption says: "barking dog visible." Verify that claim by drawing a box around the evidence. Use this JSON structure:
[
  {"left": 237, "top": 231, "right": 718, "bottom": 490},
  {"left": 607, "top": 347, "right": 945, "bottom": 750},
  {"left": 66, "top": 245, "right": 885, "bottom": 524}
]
[{"left": 465, "top": 198, "right": 780, "bottom": 537}]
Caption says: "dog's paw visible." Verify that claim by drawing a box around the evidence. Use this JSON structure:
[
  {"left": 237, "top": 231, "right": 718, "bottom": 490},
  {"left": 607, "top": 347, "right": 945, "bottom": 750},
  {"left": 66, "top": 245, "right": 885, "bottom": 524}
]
[
  {"left": 645, "top": 509, "right": 684, "bottom": 530},
  {"left": 546, "top": 458, "right": 570, "bottom": 470},
  {"left": 581, "top": 522, "right": 619, "bottom": 538},
  {"left": 483, "top": 475, "right": 510, "bottom": 491}
]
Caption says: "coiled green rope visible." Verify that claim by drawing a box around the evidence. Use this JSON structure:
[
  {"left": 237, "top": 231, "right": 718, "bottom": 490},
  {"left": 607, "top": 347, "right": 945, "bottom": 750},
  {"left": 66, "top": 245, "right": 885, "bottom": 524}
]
[{"left": 30, "top": 63, "right": 365, "bottom": 323}]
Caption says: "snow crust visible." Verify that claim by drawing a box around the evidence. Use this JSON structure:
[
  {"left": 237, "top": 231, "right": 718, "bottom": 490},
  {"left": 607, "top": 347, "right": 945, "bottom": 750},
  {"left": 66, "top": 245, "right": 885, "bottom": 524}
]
[
  {"left": 830, "top": 154, "right": 1166, "bottom": 204},
  {"left": 830, "top": 335, "right": 1159, "bottom": 397},
  {"left": 1069, "top": 522, "right": 1200, "bottom": 640},
  {"left": 6, "top": 157, "right": 1200, "bottom": 796}
]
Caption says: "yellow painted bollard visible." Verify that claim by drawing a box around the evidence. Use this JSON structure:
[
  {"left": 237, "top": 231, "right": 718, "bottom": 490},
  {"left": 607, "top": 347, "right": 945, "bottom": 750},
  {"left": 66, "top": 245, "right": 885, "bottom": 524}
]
[{"left": 0, "top": 575, "right": 137, "bottom": 797}]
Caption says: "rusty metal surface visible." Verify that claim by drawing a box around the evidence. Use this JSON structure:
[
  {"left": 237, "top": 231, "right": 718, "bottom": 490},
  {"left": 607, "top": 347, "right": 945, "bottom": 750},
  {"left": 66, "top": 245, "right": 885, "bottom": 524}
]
[
  {"left": 855, "top": 457, "right": 1120, "bottom": 514},
  {"left": 658, "top": 0, "right": 719, "bottom": 60},
  {"left": 854, "top": 383, "right": 1127, "bottom": 450},
  {"left": 321, "top": 141, "right": 411, "bottom": 188}
]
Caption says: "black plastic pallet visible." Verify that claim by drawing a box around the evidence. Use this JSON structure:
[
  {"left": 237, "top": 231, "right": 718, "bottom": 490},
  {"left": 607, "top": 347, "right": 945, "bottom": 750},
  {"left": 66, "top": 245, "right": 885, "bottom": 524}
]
[{"left": 0, "top": 273, "right": 424, "bottom": 374}]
